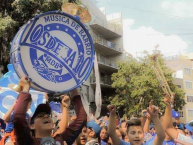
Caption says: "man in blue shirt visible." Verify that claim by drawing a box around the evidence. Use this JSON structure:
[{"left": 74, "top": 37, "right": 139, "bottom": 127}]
[
  {"left": 107, "top": 101, "right": 165, "bottom": 145},
  {"left": 146, "top": 116, "right": 175, "bottom": 145}
]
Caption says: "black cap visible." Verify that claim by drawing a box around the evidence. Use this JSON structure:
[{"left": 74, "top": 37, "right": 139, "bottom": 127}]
[{"left": 30, "top": 104, "right": 51, "bottom": 124}]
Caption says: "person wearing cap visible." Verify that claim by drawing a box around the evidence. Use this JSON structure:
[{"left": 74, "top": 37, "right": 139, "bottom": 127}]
[
  {"left": 184, "top": 123, "right": 193, "bottom": 139},
  {"left": 163, "top": 96, "right": 193, "bottom": 144},
  {"left": 172, "top": 110, "right": 184, "bottom": 130},
  {"left": 86, "top": 121, "right": 101, "bottom": 145},
  {"left": 13, "top": 77, "right": 87, "bottom": 145}
]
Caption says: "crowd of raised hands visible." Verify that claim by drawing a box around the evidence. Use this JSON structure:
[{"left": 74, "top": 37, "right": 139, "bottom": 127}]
[{"left": 0, "top": 77, "right": 193, "bottom": 145}]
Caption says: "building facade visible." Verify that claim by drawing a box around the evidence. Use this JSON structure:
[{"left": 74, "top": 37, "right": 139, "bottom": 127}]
[
  {"left": 80, "top": 0, "right": 124, "bottom": 116},
  {"left": 165, "top": 53, "right": 193, "bottom": 122}
]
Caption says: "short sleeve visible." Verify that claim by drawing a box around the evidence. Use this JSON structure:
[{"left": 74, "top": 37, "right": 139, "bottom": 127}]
[
  {"left": 177, "top": 132, "right": 193, "bottom": 144},
  {"left": 120, "top": 140, "right": 130, "bottom": 145}
]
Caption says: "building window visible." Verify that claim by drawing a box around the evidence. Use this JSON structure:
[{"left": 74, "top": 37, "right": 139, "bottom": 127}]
[
  {"left": 177, "top": 85, "right": 181, "bottom": 88},
  {"left": 188, "top": 110, "right": 193, "bottom": 117},
  {"left": 179, "top": 112, "right": 183, "bottom": 117},
  {"left": 184, "top": 68, "right": 191, "bottom": 75},
  {"left": 185, "top": 81, "right": 192, "bottom": 89},
  {"left": 187, "top": 96, "right": 193, "bottom": 102}
]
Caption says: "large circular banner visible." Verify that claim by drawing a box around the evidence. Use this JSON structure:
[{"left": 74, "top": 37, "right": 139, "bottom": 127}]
[{"left": 11, "top": 11, "right": 94, "bottom": 93}]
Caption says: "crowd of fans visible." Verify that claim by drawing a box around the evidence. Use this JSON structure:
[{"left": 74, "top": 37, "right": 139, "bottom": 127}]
[{"left": 0, "top": 77, "right": 193, "bottom": 145}]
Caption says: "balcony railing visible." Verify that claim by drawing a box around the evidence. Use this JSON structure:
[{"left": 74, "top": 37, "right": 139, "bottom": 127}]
[
  {"left": 90, "top": 76, "right": 112, "bottom": 85},
  {"left": 93, "top": 35, "right": 123, "bottom": 53},
  {"left": 97, "top": 54, "right": 117, "bottom": 69},
  {"left": 89, "top": 17, "right": 122, "bottom": 35}
]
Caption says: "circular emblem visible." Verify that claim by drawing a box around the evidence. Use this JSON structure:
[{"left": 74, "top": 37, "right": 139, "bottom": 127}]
[{"left": 11, "top": 11, "right": 94, "bottom": 93}]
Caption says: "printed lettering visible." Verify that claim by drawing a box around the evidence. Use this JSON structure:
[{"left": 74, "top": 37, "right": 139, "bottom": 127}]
[
  {"left": 53, "top": 43, "right": 63, "bottom": 56},
  {"left": 75, "top": 24, "right": 80, "bottom": 30},
  {"left": 45, "top": 36, "right": 56, "bottom": 50},
  {"left": 44, "top": 16, "right": 50, "bottom": 22},
  {"left": 78, "top": 57, "right": 91, "bottom": 78},
  {"left": 64, "top": 51, "right": 77, "bottom": 68},
  {"left": 30, "top": 24, "right": 43, "bottom": 43},
  {"left": 79, "top": 29, "right": 84, "bottom": 35},
  {"left": 38, "top": 32, "right": 50, "bottom": 46}
]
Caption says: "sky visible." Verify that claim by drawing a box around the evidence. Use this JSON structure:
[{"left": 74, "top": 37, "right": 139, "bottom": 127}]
[{"left": 95, "top": 0, "right": 193, "bottom": 57}]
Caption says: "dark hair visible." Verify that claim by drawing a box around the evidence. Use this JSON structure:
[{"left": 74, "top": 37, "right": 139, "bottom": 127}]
[{"left": 126, "top": 119, "right": 142, "bottom": 133}]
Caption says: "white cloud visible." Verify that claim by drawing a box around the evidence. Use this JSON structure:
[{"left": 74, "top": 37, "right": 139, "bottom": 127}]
[
  {"left": 123, "top": 19, "right": 188, "bottom": 57},
  {"left": 161, "top": 1, "right": 193, "bottom": 18}
]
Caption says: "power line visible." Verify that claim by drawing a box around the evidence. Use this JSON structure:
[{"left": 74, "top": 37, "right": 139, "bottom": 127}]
[
  {"left": 146, "top": 33, "right": 193, "bottom": 36},
  {"left": 97, "top": 2, "right": 193, "bottom": 20}
]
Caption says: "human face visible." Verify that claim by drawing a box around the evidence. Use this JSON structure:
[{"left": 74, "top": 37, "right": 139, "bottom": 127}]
[
  {"left": 121, "top": 122, "right": 127, "bottom": 133},
  {"left": 87, "top": 127, "right": 95, "bottom": 138},
  {"left": 185, "top": 129, "right": 191, "bottom": 136},
  {"left": 150, "top": 127, "right": 155, "bottom": 134},
  {"left": 77, "top": 132, "right": 87, "bottom": 145},
  {"left": 124, "top": 135, "right": 130, "bottom": 143},
  {"left": 33, "top": 112, "right": 54, "bottom": 132},
  {"left": 100, "top": 128, "right": 108, "bottom": 140},
  {"left": 127, "top": 126, "right": 144, "bottom": 145}
]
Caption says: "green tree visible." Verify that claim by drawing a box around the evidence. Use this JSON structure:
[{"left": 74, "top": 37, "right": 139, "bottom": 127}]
[
  {"left": 110, "top": 51, "right": 185, "bottom": 117},
  {"left": 0, "top": 0, "right": 80, "bottom": 64}
]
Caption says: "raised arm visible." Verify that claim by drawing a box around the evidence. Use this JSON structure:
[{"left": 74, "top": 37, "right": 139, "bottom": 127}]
[
  {"left": 3, "top": 100, "right": 17, "bottom": 122},
  {"left": 53, "top": 95, "right": 70, "bottom": 136},
  {"left": 56, "top": 89, "right": 87, "bottom": 145},
  {"left": 143, "top": 110, "right": 151, "bottom": 133},
  {"left": 147, "top": 101, "right": 165, "bottom": 145},
  {"left": 107, "top": 105, "right": 121, "bottom": 145},
  {"left": 13, "top": 77, "right": 32, "bottom": 145},
  {"left": 162, "top": 97, "right": 178, "bottom": 139}
]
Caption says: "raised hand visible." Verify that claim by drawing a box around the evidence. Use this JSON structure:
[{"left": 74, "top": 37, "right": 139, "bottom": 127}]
[
  {"left": 19, "top": 76, "right": 30, "bottom": 88},
  {"left": 164, "top": 95, "right": 172, "bottom": 107},
  {"left": 142, "top": 109, "right": 151, "bottom": 120},
  {"left": 61, "top": 95, "right": 70, "bottom": 108},
  {"left": 107, "top": 105, "right": 116, "bottom": 115},
  {"left": 147, "top": 100, "right": 159, "bottom": 118}
]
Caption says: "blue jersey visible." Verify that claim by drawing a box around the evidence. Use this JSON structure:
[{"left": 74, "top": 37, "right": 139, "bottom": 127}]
[
  {"left": 120, "top": 139, "right": 149, "bottom": 145},
  {"left": 146, "top": 136, "right": 175, "bottom": 145}
]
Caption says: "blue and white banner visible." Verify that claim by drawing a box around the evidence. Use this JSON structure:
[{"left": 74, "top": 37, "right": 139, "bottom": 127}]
[{"left": 0, "top": 87, "right": 45, "bottom": 118}]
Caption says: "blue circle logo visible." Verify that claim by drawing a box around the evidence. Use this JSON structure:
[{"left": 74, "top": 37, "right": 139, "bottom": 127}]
[{"left": 11, "top": 12, "right": 94, "bottom": 92}]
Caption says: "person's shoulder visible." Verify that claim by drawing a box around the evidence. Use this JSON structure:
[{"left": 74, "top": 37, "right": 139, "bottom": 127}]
[
  {"left": 120, "top": 139, "right": 130, "bottom": 145},
  {"left": 177, "top": 132, "right": 193, "bottom": 143}
]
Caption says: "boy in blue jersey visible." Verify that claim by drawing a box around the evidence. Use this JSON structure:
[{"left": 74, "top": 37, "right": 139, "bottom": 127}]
[
  {"left": 107, "top": 101, "right": 165, "bottom": 145},
  {"left": 145, "top": 116, "right": 175, "bottom": 145}
]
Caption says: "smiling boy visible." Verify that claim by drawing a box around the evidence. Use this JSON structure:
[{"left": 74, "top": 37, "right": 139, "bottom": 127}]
[{"left": 13, "top": 77, "right": 87, "bottom": 145}]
